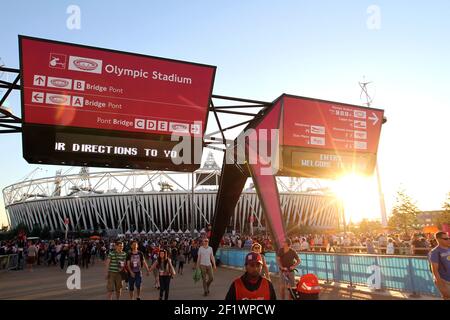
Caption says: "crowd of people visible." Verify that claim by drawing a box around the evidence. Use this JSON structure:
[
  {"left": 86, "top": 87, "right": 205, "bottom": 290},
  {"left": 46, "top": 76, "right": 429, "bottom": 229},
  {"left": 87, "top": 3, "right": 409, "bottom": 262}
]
[
  {"left": 0, "top": 229, "right": 449, "bottom": 300},
  {"left": 220, "top": 231, "right": 439, "bottom": 256},
  {"left": 0, "top": 232, "right": 216, "bottom": 300}
]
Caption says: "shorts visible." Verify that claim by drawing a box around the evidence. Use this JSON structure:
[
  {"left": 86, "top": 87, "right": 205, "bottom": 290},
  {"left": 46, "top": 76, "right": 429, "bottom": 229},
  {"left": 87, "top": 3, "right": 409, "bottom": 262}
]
[
  {"left": 27, "top": 256, "right": 36, "bottom": 264},
  {"left": 107, "top": 272, "right": 123, "bottom": 292},
  {"left": 280, "top": 270, "right": 296, "bottom": 287},
  {"left": 128, "top": 271, "right": 142, "bottom": 291}
]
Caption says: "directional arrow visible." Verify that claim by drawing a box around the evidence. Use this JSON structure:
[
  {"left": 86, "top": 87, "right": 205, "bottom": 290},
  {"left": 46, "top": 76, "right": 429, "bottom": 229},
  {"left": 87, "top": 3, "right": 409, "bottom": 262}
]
[
  {"left": 33, "top": 75, "right": 46, "bottom": 87},
  {"left": 31, "top": 91, "right": 44, "bottom": 103},
  {"left": 368, "top": 112, "right": 379, "bottom": 125}
]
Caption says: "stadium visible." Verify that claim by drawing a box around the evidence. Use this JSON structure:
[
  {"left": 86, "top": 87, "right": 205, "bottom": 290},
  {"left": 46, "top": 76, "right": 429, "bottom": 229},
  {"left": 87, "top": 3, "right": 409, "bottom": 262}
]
[{"left": 2, "top": 153, "right": 343, "bottom": 235}]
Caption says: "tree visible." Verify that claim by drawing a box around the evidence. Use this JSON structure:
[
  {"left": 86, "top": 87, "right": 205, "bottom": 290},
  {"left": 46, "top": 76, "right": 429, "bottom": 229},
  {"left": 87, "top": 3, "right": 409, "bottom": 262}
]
[
  {"left": 388, "top": 189, "right": 419, "bottom": 234},
  {"left": 357, "top": 219, "right": 384, "bottom": 234},
  {"left": 436, "top": 192, "right": 450, "bottom": 228}
]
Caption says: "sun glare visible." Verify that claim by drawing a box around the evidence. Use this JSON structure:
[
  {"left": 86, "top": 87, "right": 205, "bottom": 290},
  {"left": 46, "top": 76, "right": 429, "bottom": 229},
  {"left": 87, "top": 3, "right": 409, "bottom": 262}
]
[{"left": 330, "top": 173, "right": 381, "bottom": 223}]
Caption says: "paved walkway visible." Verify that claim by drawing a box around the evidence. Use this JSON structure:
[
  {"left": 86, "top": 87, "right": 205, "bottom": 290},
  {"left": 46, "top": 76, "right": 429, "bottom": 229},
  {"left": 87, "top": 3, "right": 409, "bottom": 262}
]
[{"left": 0, "top": 261, "right": 435, "bottom": 300}]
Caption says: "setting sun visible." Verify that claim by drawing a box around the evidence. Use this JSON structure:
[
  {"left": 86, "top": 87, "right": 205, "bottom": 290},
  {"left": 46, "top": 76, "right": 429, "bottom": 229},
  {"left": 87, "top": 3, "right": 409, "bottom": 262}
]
[{"left": 330, "top": 173, "right": 382, "bottom": 224}]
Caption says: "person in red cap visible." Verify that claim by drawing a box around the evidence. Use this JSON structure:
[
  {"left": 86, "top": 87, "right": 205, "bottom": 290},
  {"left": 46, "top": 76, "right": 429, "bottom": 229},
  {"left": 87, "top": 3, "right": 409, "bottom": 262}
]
[{"left": 225, "top": 252, "right": 277, "bottom": 300}]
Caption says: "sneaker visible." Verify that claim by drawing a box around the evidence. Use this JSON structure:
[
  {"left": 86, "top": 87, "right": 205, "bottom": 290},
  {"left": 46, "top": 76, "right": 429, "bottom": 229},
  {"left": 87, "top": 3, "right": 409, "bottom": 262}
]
[
  {"left": 136, "top": 297, "right": 141, "bottom": 300},
  {"left": 204, "top": 291, "right": 208, "bottom": 296}
]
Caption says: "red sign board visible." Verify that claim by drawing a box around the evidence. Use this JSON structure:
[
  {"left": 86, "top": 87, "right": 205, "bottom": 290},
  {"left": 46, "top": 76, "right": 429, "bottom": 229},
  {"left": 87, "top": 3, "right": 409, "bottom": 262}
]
[
  {"left": 20, "top": 36, "right": 215, "bottom": 137},
  {"left": 283, "top": 95, "right": 383, "bottom": 154}
]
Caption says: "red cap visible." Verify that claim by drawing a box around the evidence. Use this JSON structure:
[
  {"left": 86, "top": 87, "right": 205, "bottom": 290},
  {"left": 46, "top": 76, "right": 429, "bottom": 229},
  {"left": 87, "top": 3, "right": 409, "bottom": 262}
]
[
  {"left": 297, "top": 274, "right": 321, "bottom": 294},
  {"left": 245, "top": 252, "right": 263, "bottom": 265}
]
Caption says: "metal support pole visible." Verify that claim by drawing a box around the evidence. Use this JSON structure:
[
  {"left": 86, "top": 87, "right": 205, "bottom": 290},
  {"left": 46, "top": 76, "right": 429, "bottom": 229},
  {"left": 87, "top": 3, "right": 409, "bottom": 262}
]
[
  {"left": 347, "top": 255, "right": 356, "bottom": 289},
  {"left": 376, "top": 162, "right": 388, "bottom": 226},
  {"left": 191, "top": 172, "right": 195, "bottom": 233}
]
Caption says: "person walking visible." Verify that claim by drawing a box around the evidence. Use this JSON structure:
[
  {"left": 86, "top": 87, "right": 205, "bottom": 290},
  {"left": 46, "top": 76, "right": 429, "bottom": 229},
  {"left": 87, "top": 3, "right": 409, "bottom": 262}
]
[
  {"left": 177, "top": 248, "right": 186, "bottom": 275},
  {"left": 196, "top": 238, "right": 216, "bottom": 296},
  {"left": 105, "top": 241, "right": 127, "bottom": 300},
  {"left": 60, "top": 244, "right": 68, "bottom": 270},
  {"left": 26, "top": 241, "right": 38, "bottom": 272},
  {"left": 251, "top": 243, "right": 270, "bottom": 281},
  {"left": 276, "top": 238, "right": 301, "bottom": 300},
  {"left": 428, "top": 231, "right": 450, "bottom": 300},
  {"left": 190, "top": 241, "right": 199, "bottom": 269},
  {"left": 225, "top": 252, "right": 277, "bottom": 300},
  {"left": 149, "top": 249, "right": 176, "bottom": 300},
  {"left": 126, "top": 240, "right": 150, "bottom": 300},
  {"left": 151, "top": 246, "right": 161, "bottom": 289}
]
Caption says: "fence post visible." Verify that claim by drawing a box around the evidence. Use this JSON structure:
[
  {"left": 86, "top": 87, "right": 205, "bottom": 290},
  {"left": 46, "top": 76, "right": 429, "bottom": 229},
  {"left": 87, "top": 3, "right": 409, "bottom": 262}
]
[
  {"left": 324, "top": 254, "right": 332, "bottom": 284},
  {"left": 347, "top": 255, "right": 356, "bottom": 289},
  {"left": 304, "top": 253, "right": 309, "bottom": 274},
  {"left": 408, "top": 257, "right": 421, "bottom": 298},
  {"left": 375, "top": 256, "right": 385, "bottom": 292}
]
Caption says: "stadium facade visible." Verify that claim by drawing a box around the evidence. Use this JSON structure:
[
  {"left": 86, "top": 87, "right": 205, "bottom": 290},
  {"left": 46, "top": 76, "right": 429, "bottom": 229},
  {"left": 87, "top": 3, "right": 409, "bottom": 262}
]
[{"left": 3, "top": 156, "right": 343, "bottom": 234}]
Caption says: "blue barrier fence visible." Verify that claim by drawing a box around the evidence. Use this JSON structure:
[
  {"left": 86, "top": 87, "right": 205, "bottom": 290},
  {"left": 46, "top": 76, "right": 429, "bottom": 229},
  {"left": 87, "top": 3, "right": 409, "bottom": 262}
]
[{"left": 216, "top": 248, "right": 439, "bottom": 297}]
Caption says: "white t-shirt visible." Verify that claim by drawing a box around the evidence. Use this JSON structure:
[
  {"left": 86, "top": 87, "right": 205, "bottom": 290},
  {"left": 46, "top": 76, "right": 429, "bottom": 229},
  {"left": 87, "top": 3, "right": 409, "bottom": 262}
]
[
  {"left": 198, "top": 246, "right": 213, "bottom": 266},
  {"left": 386, "top": 243, "right": 395, "bottom": 254}
]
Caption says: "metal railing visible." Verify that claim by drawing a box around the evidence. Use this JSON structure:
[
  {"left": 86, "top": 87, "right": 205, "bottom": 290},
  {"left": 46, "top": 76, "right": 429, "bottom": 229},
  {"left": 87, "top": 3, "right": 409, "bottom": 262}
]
[
  {"left": 303, "top": 245, "right": 431, "bottom": 255},
  {"left": 216, "top": 248, "right": 439, "bottom": 297},
  {"left": 0, "top": 254, "right": 19, "bottom": 272}
]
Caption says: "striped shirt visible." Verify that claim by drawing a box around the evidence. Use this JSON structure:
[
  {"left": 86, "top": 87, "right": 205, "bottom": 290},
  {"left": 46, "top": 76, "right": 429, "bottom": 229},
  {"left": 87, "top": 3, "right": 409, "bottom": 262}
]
[{"left": 108, "top": 250, "right": 127, "bottom": 273}]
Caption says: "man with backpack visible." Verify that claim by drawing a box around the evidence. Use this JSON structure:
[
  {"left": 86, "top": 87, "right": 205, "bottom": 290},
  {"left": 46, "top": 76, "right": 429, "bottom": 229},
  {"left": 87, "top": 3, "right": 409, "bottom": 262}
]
[
  {"left": 126, "top": 240, "right": 150, "bottom": 300},
  {"left": 428, "top": 231, "right": 450, "bottom": 300}
]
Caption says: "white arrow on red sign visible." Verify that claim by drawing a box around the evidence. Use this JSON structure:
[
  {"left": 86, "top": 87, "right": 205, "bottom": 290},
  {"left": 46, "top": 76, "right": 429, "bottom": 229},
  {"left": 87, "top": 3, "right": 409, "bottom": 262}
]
[{"left": 369, "top": 112, "right": 379, "bottom": 125}]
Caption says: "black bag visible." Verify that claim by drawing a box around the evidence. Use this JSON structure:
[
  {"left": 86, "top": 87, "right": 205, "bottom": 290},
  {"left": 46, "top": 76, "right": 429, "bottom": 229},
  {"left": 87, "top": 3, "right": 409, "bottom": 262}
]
[{"left": 120, "top": 269, "right": 128, "bottom": 281}]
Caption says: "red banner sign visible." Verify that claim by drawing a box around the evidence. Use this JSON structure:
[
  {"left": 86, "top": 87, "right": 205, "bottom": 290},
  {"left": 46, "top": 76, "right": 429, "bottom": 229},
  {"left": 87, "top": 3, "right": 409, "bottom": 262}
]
[
  {"left": 20, "top": 36, "right": 216, "bottom": 137},
  {"left": 283, "top": 95, "right": 384, "bottom": 154}
]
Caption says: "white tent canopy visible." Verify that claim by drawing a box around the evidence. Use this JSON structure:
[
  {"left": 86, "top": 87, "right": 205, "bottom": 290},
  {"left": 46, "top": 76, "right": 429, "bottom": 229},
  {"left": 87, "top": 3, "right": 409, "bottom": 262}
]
[
  {"left": 177, "top": 229, "right": 183, "bottom": 234},
  {"left": 162, "top": 230, "right": 168, "bottom": 234},
  {"left": 140, "top": 230, "right": 146, "bottom": 234},
  {"left": 155, "top": 230, "right": 161, "bottom": 234},
  {"left": 170, "top": 229, "right": 176, "bottom": 234},
  {"left": 133, "top": 230, "right": 139, "bottom": 234},
  {"left": 184, "top": 229, "right": 190, "bottom": 234},
  {"left": 200, "top": 228, "right": 206, "bottom": 233},
  {"left": 147, "top": 230, "right": 153, "bottom": 234},
  {"left": 193, "top": 229, "right": 199, "bottom": 234},
  {"left": 125, "top": 230, "right": 131, "bottom": 235}
]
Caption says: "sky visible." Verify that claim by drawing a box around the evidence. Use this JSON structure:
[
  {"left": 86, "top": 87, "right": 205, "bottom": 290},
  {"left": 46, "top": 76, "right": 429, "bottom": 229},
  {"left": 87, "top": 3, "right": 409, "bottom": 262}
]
[{"left": 0, "top": 1, "right": 449, "bottom": 227}]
